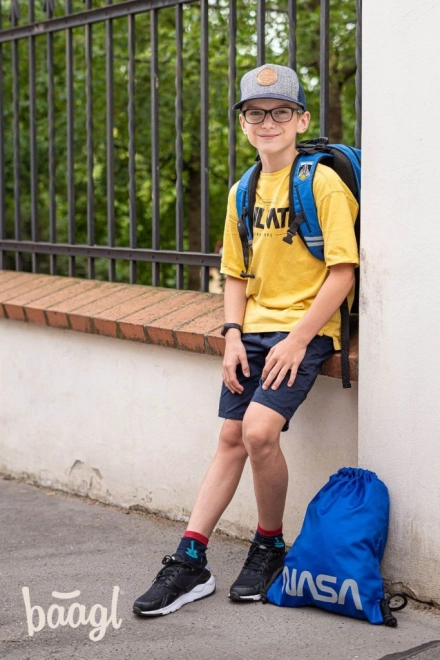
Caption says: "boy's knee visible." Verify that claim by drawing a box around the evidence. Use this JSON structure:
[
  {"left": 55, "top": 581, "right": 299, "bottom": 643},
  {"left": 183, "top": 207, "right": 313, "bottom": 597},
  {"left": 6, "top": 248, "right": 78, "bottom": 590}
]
[
  {"left": 242, "top": 404, "right": 285, "bottom": 457},
  {"left": 218, "top": 419, "right": 246, "bottom": 454},
  {"left": 242, "top": 420, "right": 279, "bottom": 458}
]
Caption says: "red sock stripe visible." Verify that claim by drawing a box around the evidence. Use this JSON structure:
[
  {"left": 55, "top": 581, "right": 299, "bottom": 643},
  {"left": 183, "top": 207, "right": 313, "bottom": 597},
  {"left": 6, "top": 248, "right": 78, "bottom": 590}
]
[
  {"left": 257, "top": 523, "right": 283, "bottom": 537},
  {"left": 183, "top": 530, "right": 209, "bottom": 546}
]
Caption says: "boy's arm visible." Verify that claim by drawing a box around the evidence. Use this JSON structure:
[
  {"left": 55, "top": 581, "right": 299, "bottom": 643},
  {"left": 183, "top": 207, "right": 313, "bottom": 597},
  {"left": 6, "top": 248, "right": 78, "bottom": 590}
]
[
  {"left": 261, "top": 263, "right": 355, "bottom": 391},
  {"left": 222, "top": 275, "right": 250, "bottom": 394}
]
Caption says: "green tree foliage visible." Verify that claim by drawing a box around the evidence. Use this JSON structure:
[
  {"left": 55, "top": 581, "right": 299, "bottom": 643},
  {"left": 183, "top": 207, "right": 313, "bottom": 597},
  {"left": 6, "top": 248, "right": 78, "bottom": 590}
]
[{"left": 0, "top": 0, "right": 358, "bottom": 288}]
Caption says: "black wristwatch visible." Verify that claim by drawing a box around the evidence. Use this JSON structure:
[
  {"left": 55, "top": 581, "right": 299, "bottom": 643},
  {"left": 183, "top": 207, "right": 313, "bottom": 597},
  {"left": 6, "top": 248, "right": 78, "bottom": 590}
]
[{"left": 221, "top": 323, "right": 243, "bottom": 337}]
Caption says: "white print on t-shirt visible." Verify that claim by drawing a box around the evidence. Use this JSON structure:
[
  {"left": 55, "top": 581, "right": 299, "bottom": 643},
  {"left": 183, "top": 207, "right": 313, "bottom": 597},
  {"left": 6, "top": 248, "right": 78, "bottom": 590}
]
[{"left": 253, "top": 205, "right": 290, "bottom": 230}]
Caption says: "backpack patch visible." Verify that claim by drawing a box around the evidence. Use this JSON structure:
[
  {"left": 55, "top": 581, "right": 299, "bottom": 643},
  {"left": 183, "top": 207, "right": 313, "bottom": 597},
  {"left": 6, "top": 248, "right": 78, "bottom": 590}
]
[{"left": 298, "top": 161, "right": 313, "bottom": 180}]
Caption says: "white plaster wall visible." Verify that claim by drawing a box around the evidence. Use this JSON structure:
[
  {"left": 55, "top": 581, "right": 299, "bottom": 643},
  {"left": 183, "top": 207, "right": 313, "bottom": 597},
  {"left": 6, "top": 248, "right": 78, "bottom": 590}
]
[
  {"left": 361, "top": 1, "right": 440, "bottom": 603},
  {"left": 0, "top": 319, "right": 357, "bottom": 542}
]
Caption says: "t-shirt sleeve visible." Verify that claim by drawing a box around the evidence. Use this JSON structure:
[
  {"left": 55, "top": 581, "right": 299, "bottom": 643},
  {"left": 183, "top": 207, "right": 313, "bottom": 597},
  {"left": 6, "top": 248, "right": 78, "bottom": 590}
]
[
  {"left": 220, "top": 183, "right": 247, "bottom": 278},
  {"left": 313, "top": 165, "right": 360, "bottom": 268}
]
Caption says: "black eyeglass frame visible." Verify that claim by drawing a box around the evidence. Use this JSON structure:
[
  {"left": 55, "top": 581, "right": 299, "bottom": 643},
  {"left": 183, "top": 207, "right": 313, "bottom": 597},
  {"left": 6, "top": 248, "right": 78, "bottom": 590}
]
[{"left": 241, "top": 107, "right": 304, "bottom": 124}]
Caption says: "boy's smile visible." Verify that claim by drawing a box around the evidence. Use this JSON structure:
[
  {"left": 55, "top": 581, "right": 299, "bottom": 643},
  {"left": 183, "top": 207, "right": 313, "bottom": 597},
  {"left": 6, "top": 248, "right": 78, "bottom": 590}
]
[{"left": 239, "top": 99, "right": 310, "bottom": 173}]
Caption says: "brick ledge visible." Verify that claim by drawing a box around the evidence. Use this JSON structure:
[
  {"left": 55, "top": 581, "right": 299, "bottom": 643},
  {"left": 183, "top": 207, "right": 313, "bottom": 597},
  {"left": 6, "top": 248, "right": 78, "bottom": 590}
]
[{"left": 0, "top": 270, "right": 358, "bottom": 381}]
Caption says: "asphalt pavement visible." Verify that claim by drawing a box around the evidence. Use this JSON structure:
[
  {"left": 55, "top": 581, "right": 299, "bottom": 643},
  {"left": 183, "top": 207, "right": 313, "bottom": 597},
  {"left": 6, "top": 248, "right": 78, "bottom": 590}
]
[{"left": 1, "top": 476, "right": 439, "bottom": 660}]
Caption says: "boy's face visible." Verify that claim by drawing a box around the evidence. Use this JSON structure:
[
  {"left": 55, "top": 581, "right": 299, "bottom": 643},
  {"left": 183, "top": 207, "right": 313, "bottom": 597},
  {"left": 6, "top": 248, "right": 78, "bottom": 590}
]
[{"left": 239, "top": 98, "right": 310, "bottom": 158}]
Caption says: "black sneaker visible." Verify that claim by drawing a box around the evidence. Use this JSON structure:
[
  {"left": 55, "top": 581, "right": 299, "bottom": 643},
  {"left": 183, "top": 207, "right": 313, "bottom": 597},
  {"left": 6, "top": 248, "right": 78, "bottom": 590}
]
[
  {"left": 229, "top": 542, "right": 285, "bottom": 602},
  {"left": 133, "top": 554, "right": 216, "bottom": 617}
]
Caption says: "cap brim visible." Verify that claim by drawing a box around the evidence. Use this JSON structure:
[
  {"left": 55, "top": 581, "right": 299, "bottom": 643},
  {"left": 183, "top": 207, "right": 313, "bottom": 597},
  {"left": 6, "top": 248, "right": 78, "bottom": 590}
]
[{"left": 233, "top": 93, "right": 305, "bottom": 110}]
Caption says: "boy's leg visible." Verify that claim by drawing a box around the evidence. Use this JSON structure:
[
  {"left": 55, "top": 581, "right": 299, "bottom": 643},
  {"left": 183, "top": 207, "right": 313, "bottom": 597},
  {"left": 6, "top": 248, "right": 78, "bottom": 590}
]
[
  {"left": 185, "top": 419, "right": 248, "bottom": 537},
  {"left": 228, "top": 405, "right": 287, "bottom": 601},
  {"left": 133, "top": 419, "right": 248, "bottom": 617},
  {"left": 242, "top": 402, "right": 288, "bottom": 530},
  {"left": 228, "top": 334, "right": 334, "bottom": 602}
]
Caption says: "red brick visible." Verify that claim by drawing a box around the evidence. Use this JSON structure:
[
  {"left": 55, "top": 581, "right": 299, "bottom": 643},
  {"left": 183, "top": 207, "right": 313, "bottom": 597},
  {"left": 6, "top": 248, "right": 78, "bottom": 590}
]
[
  {"left": 69, "top": 313, "right": 93, "bottom": 334},
  {"left": 3, "top": 277, "right": 79, "bottom": 322},
  {"left": 46, "top": 281, "right": 112, "bottom": 314},
  {"left": 0, "top": 274, "right": 53, "bottom": 308},
  {"left": 71, "top": 283, "right": 139, "bottom": 316},
  {"left": 175, "top": 306, "right": 225, "bottom": 353},
  {"left": 0, "top": 270, "right": 29, "bottom": 294},
  {"left": 321, "top": 354, "right": 358, "bottom": 381},
  {"left": 206, "top": 335, "right": 224, "bottom": 356},
  {"left": 4, "top": 304, "right": 26, "bottom": 321},
  {"left": 3, "top": 276, "right": 70, "bottom": 305},
  {"left": 0, "top": 269, "right": 19, "bottom": 282},
  {"left": 23, "top": 280, "right": 97, "bottom": 328},
  {"left": 25, "top": 308, "right": 47, "bottom": 325},
  {"left": 29, "top": 279, "right": 97, "bottom": 310},
  {"left": 93, "top": 287, "right": 175, "bottom": 338},
  {"left": 205, "top": 328, "right": 225, "bottom": 356},
  {"left": 146, "top": 295, "right": 223, "bottom": 348},
  {"left": 321, "top": 326, "right": 359, "bottom": 381},
  {"left": 46, "top": 310, "right": 71, "bottom": 330},
  {"left": 45, "top": 282, "right": 111, "bottom": 330},
  {"left": 118, "top": 291, "right": 200, "bottom": 342},
  {"left": 46, "top": 281, "right": 119, "bottom": 333},
  {"left": 70, "top": 285, "right": 142, "bottom": 335}
]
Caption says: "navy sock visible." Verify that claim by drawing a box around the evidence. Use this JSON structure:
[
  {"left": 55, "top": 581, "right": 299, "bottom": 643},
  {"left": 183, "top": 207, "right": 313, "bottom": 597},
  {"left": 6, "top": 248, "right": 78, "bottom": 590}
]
[
  {"left": 175, "top": 532, "right": 208, "bottom": 565},
  {"left": 253, "top": 526, "right": 285, "bottom": 550}
]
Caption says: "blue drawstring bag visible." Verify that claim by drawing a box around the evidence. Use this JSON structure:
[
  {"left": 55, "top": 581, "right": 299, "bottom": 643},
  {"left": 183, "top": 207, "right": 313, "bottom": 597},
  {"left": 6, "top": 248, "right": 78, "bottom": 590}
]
[{"left": 264, "top": 468, "right": 407, "bottom": 625}]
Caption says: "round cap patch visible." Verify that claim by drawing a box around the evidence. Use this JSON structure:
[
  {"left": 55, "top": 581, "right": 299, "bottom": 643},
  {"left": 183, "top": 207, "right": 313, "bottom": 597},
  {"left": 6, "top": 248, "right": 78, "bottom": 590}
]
[{"left": 256, "top": 68, "right": 278, "bottom": 86}]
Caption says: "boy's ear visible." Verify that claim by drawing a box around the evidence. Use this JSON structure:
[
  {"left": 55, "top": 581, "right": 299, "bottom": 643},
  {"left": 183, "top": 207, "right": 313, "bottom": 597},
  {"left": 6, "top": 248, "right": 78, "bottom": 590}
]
[
  {"left": 297, "top": 111, "right": 311, "bottom": 135},
  {"left": 239, "top": 113, "right": 247, "bottom": 133}
]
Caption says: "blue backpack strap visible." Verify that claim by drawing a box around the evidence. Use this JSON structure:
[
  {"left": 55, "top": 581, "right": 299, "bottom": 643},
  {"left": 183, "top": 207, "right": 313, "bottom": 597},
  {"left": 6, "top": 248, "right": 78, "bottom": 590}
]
[
  {"left": 283, "top": 151, "right": 332, "bottom": 261},
  {"left": 235, "top": 163, "right": 260, "bottom": 278}
]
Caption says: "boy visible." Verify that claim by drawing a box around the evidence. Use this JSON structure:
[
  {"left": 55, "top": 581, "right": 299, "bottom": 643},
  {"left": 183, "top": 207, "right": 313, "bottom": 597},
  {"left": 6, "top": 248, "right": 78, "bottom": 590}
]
[{"left": 133, "top": 63, "right": 359, "bottom": 616}]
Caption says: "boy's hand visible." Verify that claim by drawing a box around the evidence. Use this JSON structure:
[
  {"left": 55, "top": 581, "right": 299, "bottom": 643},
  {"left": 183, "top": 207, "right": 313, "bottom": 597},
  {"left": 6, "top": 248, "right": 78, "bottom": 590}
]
[
  {"left": 222, "top": 333, "right": 250, "bottom": 393},
  {"left": 262, "top": 335, "right": 307, "bottom": 391}
]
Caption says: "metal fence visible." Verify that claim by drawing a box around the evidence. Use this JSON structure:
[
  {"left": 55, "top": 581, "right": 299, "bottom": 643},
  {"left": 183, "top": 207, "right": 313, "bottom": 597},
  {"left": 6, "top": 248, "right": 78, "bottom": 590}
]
[{"left": 0, "top": 0, "right": 362, "bottom": 292}]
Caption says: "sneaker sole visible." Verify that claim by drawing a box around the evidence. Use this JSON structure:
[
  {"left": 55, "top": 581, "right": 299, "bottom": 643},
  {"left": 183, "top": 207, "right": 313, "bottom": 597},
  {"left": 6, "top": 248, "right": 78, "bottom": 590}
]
[
  {"left": 133, "top": 575, "right": 216, "bottom": 617},
  {"left": 228, "top": 591, "right": 261, "bottom": 602}
]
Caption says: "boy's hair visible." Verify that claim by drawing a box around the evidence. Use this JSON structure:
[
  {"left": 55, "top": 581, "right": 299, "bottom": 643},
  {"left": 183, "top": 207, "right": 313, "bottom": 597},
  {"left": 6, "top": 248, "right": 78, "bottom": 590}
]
[{"left": 233, "top": 64, "right": 307, "bottom": 111}]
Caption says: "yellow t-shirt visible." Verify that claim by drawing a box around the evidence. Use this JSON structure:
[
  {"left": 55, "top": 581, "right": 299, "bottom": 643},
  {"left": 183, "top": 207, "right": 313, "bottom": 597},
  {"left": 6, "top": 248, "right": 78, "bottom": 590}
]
[{"left": 220, "top": 163, "right": 359, "bottom": 349}]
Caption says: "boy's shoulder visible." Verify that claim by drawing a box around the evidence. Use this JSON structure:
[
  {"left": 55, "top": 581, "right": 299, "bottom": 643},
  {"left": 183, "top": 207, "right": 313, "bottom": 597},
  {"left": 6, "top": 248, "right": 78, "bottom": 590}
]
[
  {"left": 314, "top": 162, "right": 346, "bottom": 190},
  {"left": 313, "top": 162, "right": 357, "bottom": 205}
]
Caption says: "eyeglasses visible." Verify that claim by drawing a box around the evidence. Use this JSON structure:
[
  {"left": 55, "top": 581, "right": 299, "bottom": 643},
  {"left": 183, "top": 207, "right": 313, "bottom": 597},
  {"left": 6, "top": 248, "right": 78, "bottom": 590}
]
[{"left": 241, "top": 107, "right": 303, "bottom": 124}]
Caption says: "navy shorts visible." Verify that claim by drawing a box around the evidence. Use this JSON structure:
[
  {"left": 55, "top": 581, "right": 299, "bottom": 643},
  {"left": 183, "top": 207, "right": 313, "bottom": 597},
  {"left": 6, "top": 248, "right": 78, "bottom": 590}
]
[{"left": 218, "top": 333, "right": 334, "bottom": 432}]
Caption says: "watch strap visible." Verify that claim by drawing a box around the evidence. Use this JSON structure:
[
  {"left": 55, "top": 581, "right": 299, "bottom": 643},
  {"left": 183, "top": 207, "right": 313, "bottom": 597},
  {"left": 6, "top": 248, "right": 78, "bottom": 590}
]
[{"left": 221, "top": 323, "right": 243, "bottom": 337}]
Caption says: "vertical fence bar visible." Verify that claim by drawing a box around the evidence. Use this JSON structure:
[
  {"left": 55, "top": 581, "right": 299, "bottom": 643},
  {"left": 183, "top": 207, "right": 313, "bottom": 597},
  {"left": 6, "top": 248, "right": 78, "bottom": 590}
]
[
  {"left": 66, "top": 0, "right": 75, "bottom": 276},
  {"left": 228, "top": 0, "right": 236, "bottom": 191},
  {"left": 46, "top": 0, "right": 57, "bottom": 275},
  {"left": 150, "top": 9, "right": 160, "bottom": 287},
  {"left": 29, "top": 0, "right": 38, "bottom": 273},
  {"left": 319, "top": 0, "right": 329, "bottom": 137},
  {"left": 128, "top": 13, "right": 137, "bottom": 284},
  {"left": 355, "top": 0, "right": 362, "bottom": 149},
  {"left": 11, "top": 0, "right": 22, "bottom": 271},
  {"left": 288, "top": 0, "right": 297, "bottom": 71},
  {"left": 106, "top": 0, "right": 116, "bottom": 281},
  {"left": 175, "top": 4, "right": 184, "bottom": 289},
  {"left": 200, "top": 0, "right": 209, "bottom": 292},
  {"left": 256, "top": 0, "right": 265, "bottom": 67},
  {"left": 0, "top": 0, "right": 5, "bottom": 270},
  {"left": 85, "top": 0, "right": 95, "bottom": 279}
]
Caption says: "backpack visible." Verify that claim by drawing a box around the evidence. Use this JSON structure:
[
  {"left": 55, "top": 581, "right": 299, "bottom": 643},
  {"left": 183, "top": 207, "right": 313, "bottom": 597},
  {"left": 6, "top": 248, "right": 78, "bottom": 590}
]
[
  {"left": 235, "top": 137, "right": 361, "bottom": 388},
  {"left": 263, "top": 467, "right": 408, "bottom": 626}
]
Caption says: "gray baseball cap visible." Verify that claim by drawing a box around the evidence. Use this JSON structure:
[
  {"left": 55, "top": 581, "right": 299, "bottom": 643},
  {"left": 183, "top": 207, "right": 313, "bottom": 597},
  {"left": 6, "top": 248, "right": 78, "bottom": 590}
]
[{"left": 233, "top": 64, "right": 307, "bottom": 111}]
